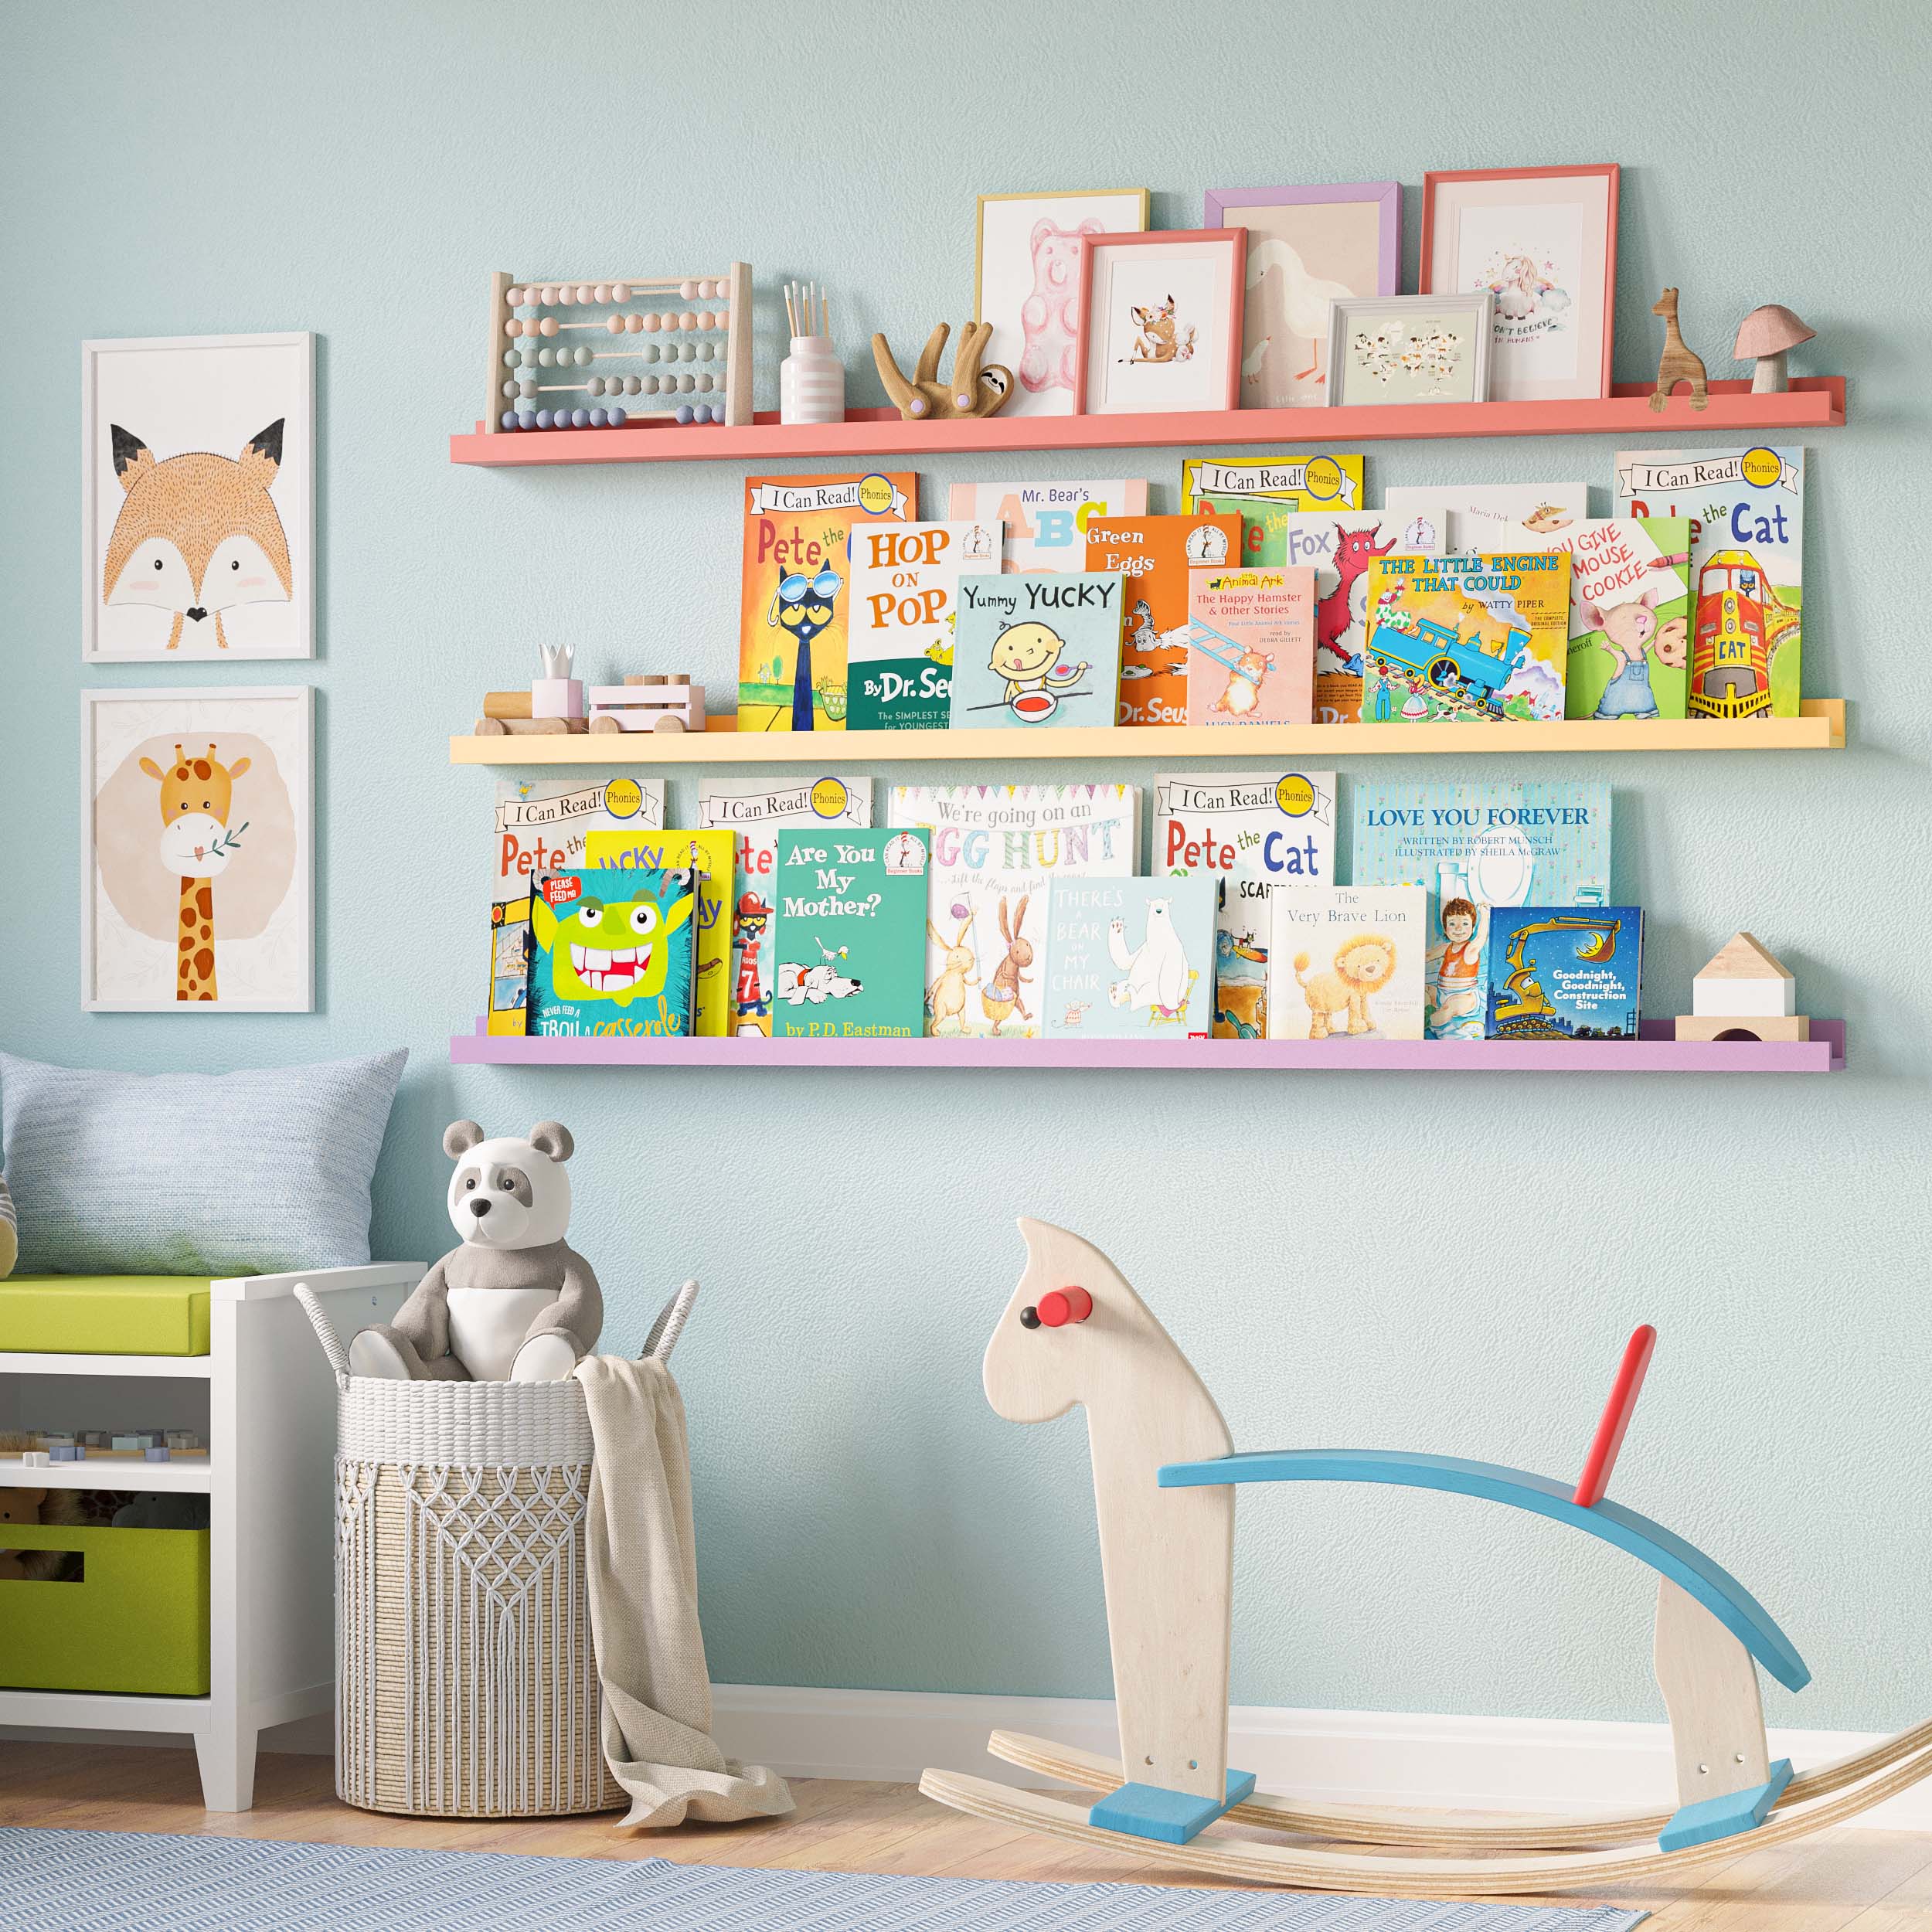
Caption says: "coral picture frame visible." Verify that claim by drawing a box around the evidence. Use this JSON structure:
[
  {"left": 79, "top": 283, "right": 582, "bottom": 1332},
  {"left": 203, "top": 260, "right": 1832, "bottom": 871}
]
[{"left": 1071, "top": 230, "right": 1247, "bottom": 417}]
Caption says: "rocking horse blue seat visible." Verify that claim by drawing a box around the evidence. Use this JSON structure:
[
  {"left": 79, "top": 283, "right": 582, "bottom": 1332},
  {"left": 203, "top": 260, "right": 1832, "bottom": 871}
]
[{"left": 1157, "top": 1447, "right": 1810, "bottom": 1693}]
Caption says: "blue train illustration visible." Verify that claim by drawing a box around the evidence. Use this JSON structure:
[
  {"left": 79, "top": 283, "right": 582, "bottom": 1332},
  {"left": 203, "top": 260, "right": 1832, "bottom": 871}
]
[{"left": 1368, "top": 613, "right": 1529, "bottom": 714}]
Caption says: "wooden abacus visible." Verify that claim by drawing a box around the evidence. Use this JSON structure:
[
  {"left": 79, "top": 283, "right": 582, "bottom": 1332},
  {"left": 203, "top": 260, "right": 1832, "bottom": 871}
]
[{"left": 486, "top": 264, "right": 753, "bottom": 432}]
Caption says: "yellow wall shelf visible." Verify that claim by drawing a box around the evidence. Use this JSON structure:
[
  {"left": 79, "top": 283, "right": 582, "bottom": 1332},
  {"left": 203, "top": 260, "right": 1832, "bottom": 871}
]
[{"left": 451, "top": 699, "right": 1845, "bottom": 766}]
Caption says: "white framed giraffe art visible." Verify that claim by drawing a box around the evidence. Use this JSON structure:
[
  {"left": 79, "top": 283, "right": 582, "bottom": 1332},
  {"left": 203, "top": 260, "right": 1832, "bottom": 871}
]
[{"left": 81, "top": 687, "right": 313, "bottom": 1012}]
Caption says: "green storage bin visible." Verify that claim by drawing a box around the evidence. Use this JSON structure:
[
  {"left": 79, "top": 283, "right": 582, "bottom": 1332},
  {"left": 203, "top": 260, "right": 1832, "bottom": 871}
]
[
  {"left": 0, "top": 1526, "right": 210, "bottom": 1694},
  {"left": 0, "top": 1277, "right": 211, "bottom": 1355}
]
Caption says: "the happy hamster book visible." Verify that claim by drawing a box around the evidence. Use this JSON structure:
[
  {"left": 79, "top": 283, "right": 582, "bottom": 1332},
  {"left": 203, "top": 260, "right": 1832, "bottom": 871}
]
[
  {"left": 737, "top": 471, "right": 916, "bottom": 733},
  {"left": 948, "top": 573, "right": 1124, "bottom": 729},
  {"left": 844, "top": 519, "right": 1001, "bottom": 730},
  {"left": 1042, "top": 877, "right": 1217, "bottom": 1040},
  {"left": 696, "top": 777, "right": 875, "bottom": 1036},
  {"left": 770, "top": 827, "right": 929, "bottom": 1039},
  {"left": 890, "top": 783, "right": 1137, "bottom": 1039},
  {"left": 526, "top": 866, "right": 698, "bottom": 1039},
  {"left": 1274, "top": 510, "right": 1445, "bottom": 723},
  {"left": 1359, "top": 551, "right": 1570, "bottom": 723},
  {"left": 1485, "top": 905, "right": 1644, "bottom": 1041},
  {"left": 582, "top": 828, "right": 735, "bottom": 1036},
  {"left": 1427, "top": 896, "right": 1489, "bottom": 1040},
  {"left": 487, "top": 777, "right": 665, "bottom": 1036},
  {"left": 1184, "top": 566, "right": 1316, "bottom": 726},
  {"left": 1084, "top": 513, "right": 1243, "bottom": 726},
  {"left": 1179, "top": 455, "right": 1367, "bottom": 563},
  {"left": 946, "top": 479, "right": 1148, "bottom": 573},
  {"left": 1154, "top": 770, "right": 1335, "bottom": 1040},
  {"left": 1266, "top": 886, "right": 1427, "bottom": 1042},
  {"left": 1616, "top": 447, "right": 1805, "bottom": 719}
]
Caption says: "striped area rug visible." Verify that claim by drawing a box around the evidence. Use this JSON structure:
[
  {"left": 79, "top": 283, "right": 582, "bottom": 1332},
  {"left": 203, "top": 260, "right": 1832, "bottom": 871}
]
[{"left": 0, "top": 1828, "right": 1646, "bottom": 1929}]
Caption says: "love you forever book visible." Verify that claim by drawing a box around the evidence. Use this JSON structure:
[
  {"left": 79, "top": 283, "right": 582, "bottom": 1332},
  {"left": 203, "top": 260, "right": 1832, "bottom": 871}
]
[
  {"left": 844, "top": 519, "right": 1001, "bottom": 730},
  {"left": 526, "top": 867, "right": 698, "bottom": 1038}
]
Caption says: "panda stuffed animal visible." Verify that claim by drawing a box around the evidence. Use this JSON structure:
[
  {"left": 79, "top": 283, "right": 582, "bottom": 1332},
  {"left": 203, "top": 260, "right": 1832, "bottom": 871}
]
[{"left": 348, "top": 1120, "right": 603, "bottom": 1383}]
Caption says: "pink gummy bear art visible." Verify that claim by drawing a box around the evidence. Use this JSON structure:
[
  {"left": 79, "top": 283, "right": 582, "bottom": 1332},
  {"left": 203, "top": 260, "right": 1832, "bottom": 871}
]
[{"left": 1018, "top": 217, "right": 1101, "bottom": 394}]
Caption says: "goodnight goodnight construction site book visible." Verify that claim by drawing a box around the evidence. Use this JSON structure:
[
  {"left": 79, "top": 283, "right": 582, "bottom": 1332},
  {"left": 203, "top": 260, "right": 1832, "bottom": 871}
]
[
  {"left": 526, "top": 867, "right": 698, "bottom": 1039},
  {"left": 1485, "top": 905, "right": 1644, "bottom": 1041},
  {"left": 771, "top": 827, "right": 929, "bottom": 1039}
]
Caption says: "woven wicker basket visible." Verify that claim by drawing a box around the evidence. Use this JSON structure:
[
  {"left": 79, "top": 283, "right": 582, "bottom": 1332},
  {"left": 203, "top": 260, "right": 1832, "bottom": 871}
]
[{"left": 297, "top": 1281, "right": 696, "bottom": 1819}]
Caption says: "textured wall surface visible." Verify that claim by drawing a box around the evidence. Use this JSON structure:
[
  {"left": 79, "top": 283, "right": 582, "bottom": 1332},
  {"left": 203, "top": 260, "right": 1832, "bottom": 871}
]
[{"left": 4, "top": 1, "right": 1928, "bottom": 1732}]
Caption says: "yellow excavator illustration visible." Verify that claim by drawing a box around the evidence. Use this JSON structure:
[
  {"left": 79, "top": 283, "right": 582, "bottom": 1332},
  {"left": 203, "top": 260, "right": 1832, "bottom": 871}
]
[{"left": 1492, "top": 915, "right": 1625, "bottom": 1030}]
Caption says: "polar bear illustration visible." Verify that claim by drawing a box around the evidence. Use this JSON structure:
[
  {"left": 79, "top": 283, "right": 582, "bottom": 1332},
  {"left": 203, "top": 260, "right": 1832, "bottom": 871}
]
[{"left": 1107, "top": 899, "right": 1193, "bottom": 1017}]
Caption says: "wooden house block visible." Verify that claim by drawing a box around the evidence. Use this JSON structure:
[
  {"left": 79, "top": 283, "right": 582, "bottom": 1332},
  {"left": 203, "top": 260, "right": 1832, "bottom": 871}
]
[
  {"left": 1692, "top": 932, "right": 1795, "bottom": 1018},
  {"left": 1675, "top": 1015, "right": 1810, "bottom": 1043}
]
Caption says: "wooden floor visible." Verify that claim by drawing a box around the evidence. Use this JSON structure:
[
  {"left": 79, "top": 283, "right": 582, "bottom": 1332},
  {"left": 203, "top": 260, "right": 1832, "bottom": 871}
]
[{"left": 2, "top": 1742, "right": 1932, "bottom": 1926}]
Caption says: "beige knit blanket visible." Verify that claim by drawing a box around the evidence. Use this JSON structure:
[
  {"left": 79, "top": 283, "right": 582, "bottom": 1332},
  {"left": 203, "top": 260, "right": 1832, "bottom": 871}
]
[{"left": 573, "top": 1354, "right": 793, "bottom": 1828}]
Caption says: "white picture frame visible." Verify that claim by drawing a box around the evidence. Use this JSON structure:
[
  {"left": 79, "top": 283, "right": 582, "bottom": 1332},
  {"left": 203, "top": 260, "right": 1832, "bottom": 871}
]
[
  {"left": 1325, "top": 293, "right": 1495, "bottom": 408},
  {"left": 81, "top": 686, "right": 314, "bottom": 1012},
  {"left": 82, "top": 332, "right": 315, "bottom": 662}
]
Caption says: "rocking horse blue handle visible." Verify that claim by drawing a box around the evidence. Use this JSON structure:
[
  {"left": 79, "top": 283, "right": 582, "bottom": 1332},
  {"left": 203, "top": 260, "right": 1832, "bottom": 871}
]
[{"left": 1157, "top": 1446, "right": 1810, "bottom": 1692}]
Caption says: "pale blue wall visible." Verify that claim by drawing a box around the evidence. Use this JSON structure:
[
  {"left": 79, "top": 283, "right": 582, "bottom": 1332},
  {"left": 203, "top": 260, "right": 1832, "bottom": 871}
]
[{"left": 5, "top": 2, "right": 1928, "bottom": 1733}]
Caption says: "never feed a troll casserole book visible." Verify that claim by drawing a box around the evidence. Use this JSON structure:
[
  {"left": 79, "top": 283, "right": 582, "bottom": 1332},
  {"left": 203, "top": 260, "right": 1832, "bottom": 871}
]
[
  {"left": 526, "top": 867, "right": 698, "bottom": 1038},
  {"left": 738, "top": 471, "right": 915, "bottom": 733}
]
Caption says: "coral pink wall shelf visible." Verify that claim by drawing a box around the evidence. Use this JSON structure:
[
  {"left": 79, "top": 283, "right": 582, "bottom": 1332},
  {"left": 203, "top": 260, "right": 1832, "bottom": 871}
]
[
  {"left": 451, "top": 1019, "right": 1844, "bottom": 1073},
  {"left": 450, "top": 377, "right": 1844, "bottom": 468}
]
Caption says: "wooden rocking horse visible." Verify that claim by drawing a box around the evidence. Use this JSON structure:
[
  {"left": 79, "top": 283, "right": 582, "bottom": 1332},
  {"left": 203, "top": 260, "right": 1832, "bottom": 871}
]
[{"left": 920, "top": 1220, "right": 1932, "bottom": 1898}]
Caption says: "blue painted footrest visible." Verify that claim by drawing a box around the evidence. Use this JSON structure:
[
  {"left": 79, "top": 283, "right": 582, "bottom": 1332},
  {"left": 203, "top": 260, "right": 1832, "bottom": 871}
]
[
  {"left": 1089, "top": 1768, "right": 1257, "bottom": 1845},
  {"left": 1658, "top": 1757, "right": 1794, "bottom": 1851}
]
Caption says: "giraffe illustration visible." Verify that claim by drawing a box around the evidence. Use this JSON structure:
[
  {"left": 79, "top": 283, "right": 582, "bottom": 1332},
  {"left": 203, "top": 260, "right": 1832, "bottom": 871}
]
[{"left": 137, "top": 742, "right": 251, "bottom": 1002}]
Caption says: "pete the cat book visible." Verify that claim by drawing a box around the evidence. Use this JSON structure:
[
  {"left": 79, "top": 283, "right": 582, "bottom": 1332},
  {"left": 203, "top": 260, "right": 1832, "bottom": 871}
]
[
  {"left": 1485, "top": 906, "right": 1644, "bottom": 1041},
  {"left": 1084, "top": 512, "right": 1243, "bottom": 725},
  {"left": 1185, "top": 565, "right": 1317, "bottom": 725},
  {"left": 771, "top": 828, "right": 930, "bottom": 1039},
  {"left": 526, "top": 866, "right": 698, "bottom": 1039},
  {"left": 1267, "top": 886, "right": 1427, "bottom": 1042},
  {"left": 1179, "top": 454, "right": 1368, "bottom": 563},
  {"left": 948, "top": 573, "right": 1124, "bottom": 728},
  {"left": 845, "top": 519, "right": 1002, "bottom": 730},
  {"left": 696, "top": 776, "right": 874, "bottom": 1036},
  {"left": 737, "top": 471, "right": 915, "bottom": 733},
  {"left": 1043, "top": 876, "right": 1218, "bottom": 1040},
  {"left": 946, "top": 479, "right": 1148, "bottom": 573}
]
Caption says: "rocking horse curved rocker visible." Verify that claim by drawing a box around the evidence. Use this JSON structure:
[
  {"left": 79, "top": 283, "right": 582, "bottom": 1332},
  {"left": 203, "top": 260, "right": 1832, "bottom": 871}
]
[{"left": 920, "top": 1221, "right": 1932, "bottom": 1899}]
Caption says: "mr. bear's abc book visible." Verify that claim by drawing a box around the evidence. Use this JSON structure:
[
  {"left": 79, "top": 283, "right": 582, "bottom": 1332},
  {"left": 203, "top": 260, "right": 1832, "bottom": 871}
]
[
  {"left": 737, "top": 471, "right": 916, "bottom": 733},
  {"left": 771, "top": 827, "right": 929, "bottom": 1039},
  {"left": 948, "top": 573, "right": 1124, "bottom": 729},
  {"left": 1041, "top": 877, "right": 1217, "bottom": 1040},
  {"left": 526, "top": 867, "right": 698, "bottom": 1038},
  {"left": 1083, "top": 513, "right": 1242, "bottom": 725}
]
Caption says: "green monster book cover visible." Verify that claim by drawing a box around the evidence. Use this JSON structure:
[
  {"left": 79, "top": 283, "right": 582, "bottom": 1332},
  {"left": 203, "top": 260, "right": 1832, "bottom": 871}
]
[
  {"left": 526, "top": 866, "right": 697, "bottom": 1038},
  {"left": 771, "top": 828, "right": 930, "bottom": 1039}
]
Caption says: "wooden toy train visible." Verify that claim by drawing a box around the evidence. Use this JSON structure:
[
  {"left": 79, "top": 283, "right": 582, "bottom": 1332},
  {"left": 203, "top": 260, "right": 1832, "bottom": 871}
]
[{"left": 920, "top": 1221, "right": 1932, "bottom": 1898}]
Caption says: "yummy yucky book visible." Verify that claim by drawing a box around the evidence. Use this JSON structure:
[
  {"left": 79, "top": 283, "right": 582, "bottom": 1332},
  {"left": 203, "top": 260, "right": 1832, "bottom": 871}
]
[
  {"left": 526, "top": 866, "right": 698, "bottom": 1039},
  {"left": 487, "top": 777, "right": 665, "bottom": 1036},
  {"left": 582, "top": 828, "right": 735, "bottom": 1036},
  {"left": 948, "top": 573, "right": 1124, "bottom": 728},
  {"left": 1616, "top": 446, "right": 1804, "bottom": 719},
  {"left": 1359, "top": 550, "right": 1571, "bottom": 723},
  {"left": 890, "top": 783, "right": 1137, "bottom": 1039},
  {"left": 770, "top": 828, "right": 930, "bottom": 1039},
  {"left": 1083, "top": 513, "right": 1243, "bottom": 726},
  {"left": 1266, "top": 886, "right": 1427, "bottom": 1042},
  {"left": 736, "top": 471, "right": 915, "bottom": 732},
  {"left": 1179, "top": 454, "right": 1367, "bottom": 563},
  {"left": 844, "top": 519, "right": 1001, "bottom": 730},
  {"left": 945, "top": 479, "right": 1148, "bottom": 572},
  {"left": 1041, "top": 876, "right": 1217, "bottom": 1040},
  {"left": 1183, "top": 566, "right": 1317, "bottom": 726},
  {"left": 696, "top": 777, "right": 874, "bottom": 1036},
  {"left": 1484, "top": 905, "right": 1644, "bottom": 1041}
]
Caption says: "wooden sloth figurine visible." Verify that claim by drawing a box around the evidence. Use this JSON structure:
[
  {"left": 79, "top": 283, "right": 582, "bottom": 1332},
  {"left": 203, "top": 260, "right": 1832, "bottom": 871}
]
[
  {"left": 1649, "top": 287, "right": 1710, "bottom": 412},
  {"left": 872, "top": 322, "right": 1012, "bottom": 421}
]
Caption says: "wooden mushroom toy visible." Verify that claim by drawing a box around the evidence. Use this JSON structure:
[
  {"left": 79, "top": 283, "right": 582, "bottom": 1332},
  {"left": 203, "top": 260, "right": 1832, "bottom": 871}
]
[
  {"left": 872, "top": 322, "right": 1012, "bottom": 421},
  {"left": 1734, "top": 305, "right": 1815, "bottom": 393}
]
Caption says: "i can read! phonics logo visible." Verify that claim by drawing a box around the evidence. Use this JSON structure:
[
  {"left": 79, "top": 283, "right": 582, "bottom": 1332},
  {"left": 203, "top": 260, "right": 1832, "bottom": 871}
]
[
  {"left": 810, "top": 777, "right": 849, "bottom": 819},
  {"left": 1740, "top": 447, "right": 1782, "bottom": 490},
  {"left": 1301, "top": 455, "right": 1345, "bottom": 504},
  {"left": 1275, "top": 774, "right": 1315, "bottom": 818},
  {"left": 856, "top": 474, "right": 896, "bottom": 516},
  {"left": 604, "top": 778, "right": 644, "bottom": 820}
]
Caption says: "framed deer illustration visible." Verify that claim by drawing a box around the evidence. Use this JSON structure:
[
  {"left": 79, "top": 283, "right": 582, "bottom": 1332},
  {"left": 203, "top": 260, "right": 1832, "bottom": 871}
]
[{"left": 81, "top": 333, "right": 315, "bottom": 662}]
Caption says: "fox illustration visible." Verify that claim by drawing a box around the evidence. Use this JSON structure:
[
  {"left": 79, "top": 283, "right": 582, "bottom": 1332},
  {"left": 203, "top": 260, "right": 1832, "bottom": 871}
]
[{"left": 102, "top": 420, "right": 292, "bottom": 650}]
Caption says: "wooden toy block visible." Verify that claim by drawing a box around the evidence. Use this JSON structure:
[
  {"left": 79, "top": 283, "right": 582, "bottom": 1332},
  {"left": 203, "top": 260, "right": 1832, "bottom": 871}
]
[
  {"left": 165, "top": 1430, "right": 201, "bottom": 1452},
  {"left": 1692, "top": 931, "right": 1796, "bottom": 1018},
  {"left": 111, "top": 1434, "right": 145, "bottom": 1454},
  {"left": 146, "top": 1445, "right": 172, "bottom": 1461},
  {"left": 587, "top": 675, "right": 705, "bottom": 733},
  {"left": 482, "top": 691, "right": 534, "bottom": 719},
  {"left": 50, "top": 1445, "right": 83, "bottom": 1461},
  {"left": 473, "top": 716, "right": 587, "bottom": 737},
  {"left": 21, "top": 1451, "right": 49, "bottom": 1468},
  {"left": 1675, "top": 1015, "right": 1810, "bottom": 1043}
]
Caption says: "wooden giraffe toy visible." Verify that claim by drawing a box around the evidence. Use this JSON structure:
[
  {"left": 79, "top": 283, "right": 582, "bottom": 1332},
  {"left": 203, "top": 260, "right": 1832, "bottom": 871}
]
[
  {"left": 920, "top": 1220, "right": 1932, "bottom": 1898},
  {"left": 1648, "top": 287, "right": 1709, "bottom": 412},
  {"left": 137, "top": 742, "right": 251, "bottom": 1002}
]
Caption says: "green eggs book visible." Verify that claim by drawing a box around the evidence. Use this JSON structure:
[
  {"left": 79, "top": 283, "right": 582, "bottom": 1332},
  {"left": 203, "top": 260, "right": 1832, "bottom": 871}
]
[
  {"left": 526, "top": 867, "right": 698, "bottom": 1038},
  {"left": 771, "top": 827, "right": 930, "bottom": 1039}
]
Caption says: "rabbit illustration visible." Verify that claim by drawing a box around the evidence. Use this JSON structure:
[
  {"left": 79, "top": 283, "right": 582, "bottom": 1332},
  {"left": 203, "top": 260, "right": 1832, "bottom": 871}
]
[
  {"left": 926, "top": 915, "right": 979, "bottom": 1033},
  {"left": 981, "top": 894, "right": 1035, "bottom": 1034}
]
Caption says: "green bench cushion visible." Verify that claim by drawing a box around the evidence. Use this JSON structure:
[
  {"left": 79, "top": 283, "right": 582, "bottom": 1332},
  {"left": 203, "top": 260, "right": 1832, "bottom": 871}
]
[{"left": 0, "top": 1276, "right": 211, "bottom": 1356}]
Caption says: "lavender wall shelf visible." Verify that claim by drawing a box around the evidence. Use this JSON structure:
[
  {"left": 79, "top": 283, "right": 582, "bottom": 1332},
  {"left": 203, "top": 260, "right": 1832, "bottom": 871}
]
[{"left": 451, "top": 1019, "right": 1844, "bottom": 1073}]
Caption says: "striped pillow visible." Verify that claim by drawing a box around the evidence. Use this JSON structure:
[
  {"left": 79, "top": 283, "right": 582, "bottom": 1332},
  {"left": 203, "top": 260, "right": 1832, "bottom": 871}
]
[{"left": 0, "top": 1051, "right": 406, "bottom": 1276}]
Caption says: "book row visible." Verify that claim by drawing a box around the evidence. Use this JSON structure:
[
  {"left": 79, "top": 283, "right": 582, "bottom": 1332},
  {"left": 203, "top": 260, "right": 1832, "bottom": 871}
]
[
  {"left": 486, "top": 771, "right": 1640, "bottom": 1045},
  {"left": 735, "top": 448, "right": 1806, "bottom": 733}
]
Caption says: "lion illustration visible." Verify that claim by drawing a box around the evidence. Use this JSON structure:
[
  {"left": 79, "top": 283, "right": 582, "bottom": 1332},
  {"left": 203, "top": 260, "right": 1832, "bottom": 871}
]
[{"left": 1294, "top": 933, "right": 1400, "bottom": 1039}]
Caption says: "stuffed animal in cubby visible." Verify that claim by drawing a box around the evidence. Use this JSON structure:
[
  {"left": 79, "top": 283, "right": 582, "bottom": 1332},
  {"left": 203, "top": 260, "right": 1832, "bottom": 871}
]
[{"left": 347, "top": 1120, "right": 603, "bottom": 1383}]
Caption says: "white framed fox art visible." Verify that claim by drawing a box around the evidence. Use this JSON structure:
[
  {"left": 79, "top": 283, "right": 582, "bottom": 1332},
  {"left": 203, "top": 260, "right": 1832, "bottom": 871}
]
[{"left": 81, "top": 332, "right": 315, "bottom": 662}]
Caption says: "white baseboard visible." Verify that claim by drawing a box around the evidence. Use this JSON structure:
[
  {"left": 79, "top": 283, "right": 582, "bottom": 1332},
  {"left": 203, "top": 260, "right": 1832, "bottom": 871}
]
[{"left": 10, "top": 1688, "right": 1927, "bottom": 1832}]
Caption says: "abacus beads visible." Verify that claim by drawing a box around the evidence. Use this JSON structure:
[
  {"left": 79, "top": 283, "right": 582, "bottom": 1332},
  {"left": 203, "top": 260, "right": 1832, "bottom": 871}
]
[{"left": 505, "top": 277, "right": 726, "bottom": 306}]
